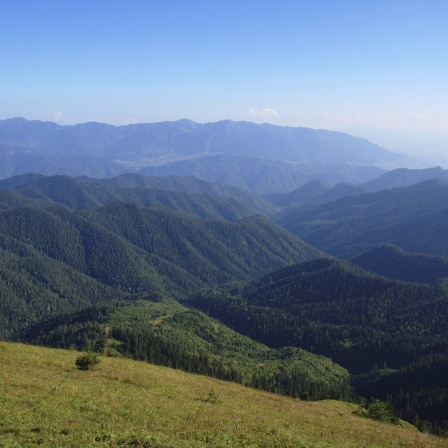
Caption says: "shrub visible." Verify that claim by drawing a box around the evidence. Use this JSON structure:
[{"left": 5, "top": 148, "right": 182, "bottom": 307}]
[
  {"left": 353, "top": 399, "right": 399, "bottom": 425},
  {"left": 206, "top": 389, "right": 219, "bottom": 403},
  {"left": 75, "top": 352, "right": 100, "bottom": 371}
]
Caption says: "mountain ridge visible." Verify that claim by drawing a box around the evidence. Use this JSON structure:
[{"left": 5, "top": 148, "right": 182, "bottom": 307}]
[
  {"left": 1, "top": 116, "right": 397, "bottom": 166},
  {"left": 0, "top": 117, "right": 401, "bottom": 191}
]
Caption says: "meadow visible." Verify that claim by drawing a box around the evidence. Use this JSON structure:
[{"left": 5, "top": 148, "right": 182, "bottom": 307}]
[{"left": 1, "top": 342, "right": 446, "bottom": 447}]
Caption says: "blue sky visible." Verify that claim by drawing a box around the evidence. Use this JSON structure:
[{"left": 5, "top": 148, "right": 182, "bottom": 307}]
[{"left": 1, "top": 0, "right": 448, "bottom": 143}]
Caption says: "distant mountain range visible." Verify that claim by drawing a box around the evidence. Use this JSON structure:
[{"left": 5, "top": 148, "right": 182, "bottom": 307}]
[{"left": 0, "top": 117, "right": 406, "bottom": 192}]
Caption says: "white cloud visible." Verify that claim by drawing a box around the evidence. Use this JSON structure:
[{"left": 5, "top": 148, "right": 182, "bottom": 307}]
[
  {"left": 43, "top": 111, "right": 64, "bottom": 121},
  {"left": 249, "top": 108, "right": 279, "bottom": 117},
  {"left": 413, "top": 112, "right": 430, "bottom": 121},
  {"left": 320, "top": 111, "right": 332, "bottom": 119}
]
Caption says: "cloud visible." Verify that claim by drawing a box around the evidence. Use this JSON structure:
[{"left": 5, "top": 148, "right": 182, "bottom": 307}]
[
  {"left": 43, "top": 111, "right": 64, "bottom": 121},
  {"left": 320, "top": 111, "right": 332, "bottom": 119},
  {"left": 249, "top": 108, "right": 279, "bottom": 117},
  {"left": 413, "top": 112, "right": 430, "bottom": 121}
]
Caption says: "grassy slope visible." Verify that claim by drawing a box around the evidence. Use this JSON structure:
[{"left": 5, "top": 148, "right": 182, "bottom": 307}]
[{"left": 0, "top": 342, "right": 444, "bottom": 448}]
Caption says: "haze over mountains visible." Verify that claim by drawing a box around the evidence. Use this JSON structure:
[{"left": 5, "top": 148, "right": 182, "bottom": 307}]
[{"left": 0, "top": 117, "right": 407, "bottom": 192}]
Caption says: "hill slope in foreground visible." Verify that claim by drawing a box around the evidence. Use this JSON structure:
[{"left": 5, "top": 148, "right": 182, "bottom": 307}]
[{"left": 1, "top": 342, "right": 444, "bottom": 448}]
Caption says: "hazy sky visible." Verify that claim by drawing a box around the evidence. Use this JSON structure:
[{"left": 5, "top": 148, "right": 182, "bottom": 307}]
[{"left": 2, "top": 0, "right": 448, "bottom": 140}]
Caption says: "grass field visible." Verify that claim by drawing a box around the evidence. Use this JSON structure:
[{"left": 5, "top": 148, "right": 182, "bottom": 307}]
[{"left": 1, "top": 341, "right": 447, "bottom": 447}]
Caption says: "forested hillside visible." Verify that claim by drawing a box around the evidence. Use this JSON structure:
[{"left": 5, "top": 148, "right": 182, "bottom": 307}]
[
  {"left": 85, "top": 172, "right": 277, "bottom": 214},
  {"left": 351, "top": 244, "right": 448, "bottom": 283},
  {"left": 276, "top": 179, "right": 448, "bottom": 257},
  {"left": 186, "top": 258, "right": 448, "bottom": 430},
  {"left": 0, "top": 192, "right": 321, "bottom": 338},
  {"left": 0, "top": 173, "right": 275, "bottom": 219},
  {"left": 138, "top": 155, "right": 386, "bottom": 194},
  {"left": 264, "top": 179, "right": 369, "bottom": 207},
  {"left": 364, "top": 166, "right": 448, "bottom": 191},
  {"left": 16, "top": 299, "right": 350, "bottom": 401}
]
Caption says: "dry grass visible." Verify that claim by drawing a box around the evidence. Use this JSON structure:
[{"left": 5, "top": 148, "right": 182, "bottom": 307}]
[{"left": 0, "top": 341, "right": 447, "bottom": 447}]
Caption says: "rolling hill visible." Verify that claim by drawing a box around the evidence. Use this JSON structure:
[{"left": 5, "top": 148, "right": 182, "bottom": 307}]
[{"left": 86, "top": 172, "right": 276, "bottom": 214}]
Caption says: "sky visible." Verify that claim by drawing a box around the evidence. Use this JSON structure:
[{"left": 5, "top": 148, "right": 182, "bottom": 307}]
[{"left": 1, "top": 0, "right": 448, "bottom": 149}]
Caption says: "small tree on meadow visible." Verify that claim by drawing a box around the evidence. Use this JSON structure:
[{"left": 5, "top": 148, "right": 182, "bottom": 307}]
[{"left": 75, "top": 352, "right": 100, "bottom": 371}]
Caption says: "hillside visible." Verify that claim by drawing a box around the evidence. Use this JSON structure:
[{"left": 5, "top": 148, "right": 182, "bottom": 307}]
[
  {"left": 87, "top": 173, "right": 276, "bottom": 214},
  {"left": 0, "top": 234, "right": 131, "bottom": 338},
  {"left": 0, "top": 195, "right": 322, "bottom": 337},
  {"left": 364, "top": 166, "right": 448, "bottom": 191},
  {"left": 276, "top": 178, "right": 448, "bottom": 257},
  {"left": 186, "top": 257, "right": 448, "bottom": 428},
  {"left": 2, "top": 341, "right": 443, "bottom": 448},
  {"left": 0, "top": 146, "right": 126, "bottom": 179},
  {"left": 5, "top": 174, "right": 273, "bottom": 220},
  {"left": 0, "top": 172, "right": 45, "bottom": 189},
  {"left": 186, "top": 258, "right": 448, "bottom": 372},
  {"left": 17, "top": 299, "right": 350, "bottom": 401},
  {"left": 80, "top": 203, "right": 322, "bottom": 286},
  {"left": 264, "top": 180, "right": 369, "bottom": 207},
  {"left": 138, "top": 155, "right": 385, "bottom": 194},
  {"left": 351, "top": 244, "right": 448, "bottom": 283}
]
